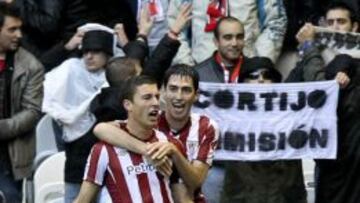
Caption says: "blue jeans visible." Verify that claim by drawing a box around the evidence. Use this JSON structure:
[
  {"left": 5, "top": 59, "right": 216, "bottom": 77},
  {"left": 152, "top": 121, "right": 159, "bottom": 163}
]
[
  {"left": 202, "top": 165, "right": 225, "bottom": 203},
  {"left": 64, "top": 182, "right": 81, "bottom": 203},
  {"left": 0, "top": 162, "right": 22, "bottom": 203}
]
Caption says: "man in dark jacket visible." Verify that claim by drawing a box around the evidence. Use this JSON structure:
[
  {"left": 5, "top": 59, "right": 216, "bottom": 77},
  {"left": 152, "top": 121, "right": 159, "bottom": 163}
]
[
  {"left": 0, "top": 3, "right": 44, "bottom": 203},
  {"left": 194, "top": 16, "right": 252, "bottom": 203}
]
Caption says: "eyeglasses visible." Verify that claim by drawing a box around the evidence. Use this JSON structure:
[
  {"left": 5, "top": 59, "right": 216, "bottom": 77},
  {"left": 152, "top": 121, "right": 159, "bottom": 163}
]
[{"left": 246, "top": 69, "right": 273, "bottom": 80}]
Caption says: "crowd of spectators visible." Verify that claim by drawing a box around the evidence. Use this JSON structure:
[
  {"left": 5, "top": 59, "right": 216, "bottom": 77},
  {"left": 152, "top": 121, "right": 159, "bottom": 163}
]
[{"left": 0, "top": 0, "right": 360, "bottom": 203}]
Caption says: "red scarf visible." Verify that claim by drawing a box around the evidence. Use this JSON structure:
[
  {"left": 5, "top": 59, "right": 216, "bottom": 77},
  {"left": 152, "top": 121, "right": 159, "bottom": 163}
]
[
  {"left": 205, "top": 0, "right": 229, "bottom": 32},
  {"left": 148, "top": 0, "right": 158, "bottom": 16},
  {"left": 0, "top": 59, "right": 5, "bottom": 73},
  {"left": 215, "top": 52, "right": 243, "bottom": 83}
]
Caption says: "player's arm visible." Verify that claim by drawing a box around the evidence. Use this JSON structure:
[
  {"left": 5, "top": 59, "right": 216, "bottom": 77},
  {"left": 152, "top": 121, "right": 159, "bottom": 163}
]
[
  {"left": 148, "top": 122, "right": 219, "bottom": 192},
  {"left": 93, "top": 122, "right": 173, "bottom": 176},
  {"left": 73, "top": 181, "right": 100, "bottom": 203},
  {"left": 93, "top": 122, "right": 147, "bottom": 154},
  {"left": 171, "top": 183, "right": 194, "bottom": 203},
  {"left": 148, "top": 142, "right": 209, "bottom": 192}
]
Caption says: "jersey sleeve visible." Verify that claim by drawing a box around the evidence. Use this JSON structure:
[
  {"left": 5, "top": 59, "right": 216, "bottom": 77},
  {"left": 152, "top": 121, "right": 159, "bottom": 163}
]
[
  {"left": 196, "top": 118, "right": 220, "bottom": 166},
  {"left": 83, "top": 142, "right": 109, "bottom": 186}
]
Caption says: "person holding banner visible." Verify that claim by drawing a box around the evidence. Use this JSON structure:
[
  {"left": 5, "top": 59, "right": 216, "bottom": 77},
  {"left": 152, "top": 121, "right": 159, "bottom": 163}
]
[
  {"left": 194, "top": 16, "right": 250, "bottom": 202},
  {"left": 290, "top": 1, "right": 358, "bottom": 82},
  {"left": 93, "top": 65, "right": 219, "bottom": 202},
  {"left": 220, "top": 57, "right": 307, "bottom": 203}
]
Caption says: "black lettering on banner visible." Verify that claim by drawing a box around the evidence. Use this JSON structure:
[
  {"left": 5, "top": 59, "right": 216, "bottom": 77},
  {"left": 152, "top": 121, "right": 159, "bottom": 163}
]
[
  {"left": 345, "top": 33, "right": 358, "bottom": 49},
  {"left": 279, "top": 93, "right": 288, "bottom": 111},
  {"left": 288, "top": 126, "right": 308, "bottom": 149},
  {"left": 308, "top": 90, "right": 327, "bottom": 109},
  {"left": 277, "top": 132, "right": 286, "bottom": 150},
  {"left": 194, "top": 90, "right": 211, "bottom": 108},
  {"left": 290, "top": 91, "right": 306, "bottom": 111},
  {"left": 214, "top": 90, "right": 234, "bottom": 109},
  {"left": 258, "top": 133, "right": 276, "bottom": 151},
  {"left": 309, "top": 128, "right": 328, "bottom": 148},
  {"left": 334, "top": 33, "right": 345, "bottom": 49},
  {"left": 239, "top": 133, "right": 256, "bottom": 152},
  {"left": 223, "top": 131, "right": 240, "bottom": 151},
  {"left": 238, "top": 92, "right": 256, "bottom": 110},
  {"left": 260, "top": 92, "right": 278, "bottom": 111}
]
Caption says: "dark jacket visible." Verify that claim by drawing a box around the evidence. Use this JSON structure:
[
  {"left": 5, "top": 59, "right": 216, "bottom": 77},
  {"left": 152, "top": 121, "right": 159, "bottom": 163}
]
[
  {"left": 316, "top": 58, "right": 360, "bottom": 203},
  {"left": 195, "top": 52, "right": 251, "bottom": 83},
  {"left": 0, "top": 48, "right": 44, "bottom": 180},
  {"left": 14, "top": 0, "right": 87, "bottom": 70}
]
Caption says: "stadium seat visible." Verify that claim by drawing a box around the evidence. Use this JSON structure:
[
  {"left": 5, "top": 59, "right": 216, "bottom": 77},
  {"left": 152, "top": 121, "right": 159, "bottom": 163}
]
[
  {"left": 34, "top": 115, "right": 59, "bottom": 169},
  {"left": 33, "top": 152, "right": 66, "bottom": 203}
]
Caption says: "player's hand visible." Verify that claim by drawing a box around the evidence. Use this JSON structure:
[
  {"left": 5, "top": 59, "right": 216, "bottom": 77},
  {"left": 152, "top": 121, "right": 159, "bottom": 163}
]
[{"left": 147, "top": 142, "right": 177, "bottom": 160}]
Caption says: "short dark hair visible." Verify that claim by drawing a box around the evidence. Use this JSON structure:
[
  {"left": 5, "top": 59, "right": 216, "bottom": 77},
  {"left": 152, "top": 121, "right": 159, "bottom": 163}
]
[
  {"left": 214, "top": 16, "right": 243, "bottom": 39},
  {"left": 0, "top": 2, "right": 21, "bottom": 27},
  {"left": 163, "top": 64, "right": 199, "bottom": 91},
  {"left": 326, "top": 1, "right": 358, "bottom": 24},
  {"left": 121, "top": 75, "right": 157, "bottom": 102},
  {"left": 106, "top": 57, "right": 138, "bottom": 87}
]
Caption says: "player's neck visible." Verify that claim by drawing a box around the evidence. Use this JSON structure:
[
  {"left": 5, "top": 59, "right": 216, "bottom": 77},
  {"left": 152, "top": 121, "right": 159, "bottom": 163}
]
[
  {"left": 165, "top": 112, "right": 190, "bottom": 132},
  {"left": 126, "top": 119, "right": 153, "bottom": 140}
]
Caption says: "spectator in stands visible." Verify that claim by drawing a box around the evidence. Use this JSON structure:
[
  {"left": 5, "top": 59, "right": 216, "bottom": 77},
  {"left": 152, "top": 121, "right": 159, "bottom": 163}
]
[
  {"left": 0, "top": 3, "right": 44, "bottom": 203},
  {"left": 74, "top": 75, "right": 184, "bottom": 203},
  {"left": 168, "top": 0, "right": 287, "bottom": 65},
  {"left": 193, "top": 16, "right": 251, "bottom": 202},
  {"left": 290, "top": 1, "right": 358, "bottom": 82},
  {"left": 10, "top": 0, "right": 87, "bottom": 70},
  {"left": 93, "top": 65, "right": 219, "bottom": 202},
  {"left": 287, "top": 2, "right": 360, "bottom": 203},
  {"left": 220, "top": 57, "right": 307, "bottom": 203},
  {"left": 315, "top": 54, "right": 360, "bottom": 203},
  {"left": 42, "top": 28, "right": 114, "bottom": 203}
]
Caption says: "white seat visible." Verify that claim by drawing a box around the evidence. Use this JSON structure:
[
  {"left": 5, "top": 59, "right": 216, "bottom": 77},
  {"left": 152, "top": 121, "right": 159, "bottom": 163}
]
[
  {"left": 34, "top": 152, "right": 66, "bottom": 203},
  {"left": 34, "top": 115, "right": 59, "bottom": 169}
]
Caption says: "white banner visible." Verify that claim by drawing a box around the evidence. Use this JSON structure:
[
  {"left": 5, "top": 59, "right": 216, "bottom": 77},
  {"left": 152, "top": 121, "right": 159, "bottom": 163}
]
[{"left": 192, "top": 81, "right": 339, "bottom": 160}]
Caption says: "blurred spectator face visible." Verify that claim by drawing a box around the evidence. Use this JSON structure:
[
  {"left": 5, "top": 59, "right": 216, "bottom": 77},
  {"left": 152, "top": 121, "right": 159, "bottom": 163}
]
[
  {"left": 244, "top": 69, "right": 273, "bottom": 84},
  {"left": 325, "top": 8, "right": 358, "bottom": 32},
  {"left": 0, "top": 16, "right": 22, "bottom": 52},
  {"left": 214, "top": 20, "right": 245, "bottom": 63},
  {"left": 125, "top": 84, "right": 160, "bottom": 129},
  {"left": 164, "top": 75, "right": 198, "bottom": 122},
  {"left": 83, "top": 50, "right": 108, "bottom": 71}
]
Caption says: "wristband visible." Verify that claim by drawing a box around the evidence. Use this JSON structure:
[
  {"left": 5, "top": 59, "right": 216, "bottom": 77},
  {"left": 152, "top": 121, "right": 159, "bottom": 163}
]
[
  {"left": 136, "top": 34, "right": 148, "bottom": 43},
  {"left": 169, "top": 28, "right": 179, "bottom": 37}
]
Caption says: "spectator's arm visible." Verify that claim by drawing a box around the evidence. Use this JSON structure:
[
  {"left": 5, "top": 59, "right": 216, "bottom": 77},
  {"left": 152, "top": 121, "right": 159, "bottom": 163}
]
[
  {"left": 143, "top": 3, "right": 191, "bottom": 83},
  {"left": 254, "top": 0, "right": 287, "bottom": 62},
  {"left": 167, "top": 0, "right": 195, "bottom": 65}
]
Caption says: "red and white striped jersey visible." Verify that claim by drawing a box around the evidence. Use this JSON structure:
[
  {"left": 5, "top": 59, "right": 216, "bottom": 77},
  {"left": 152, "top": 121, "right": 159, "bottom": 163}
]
[
  {"left": 158, "top": 112, "right": 219, "bottom": 166},
  {"left": 84, "top": 127, "right": 178, "bottom": 203}
]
